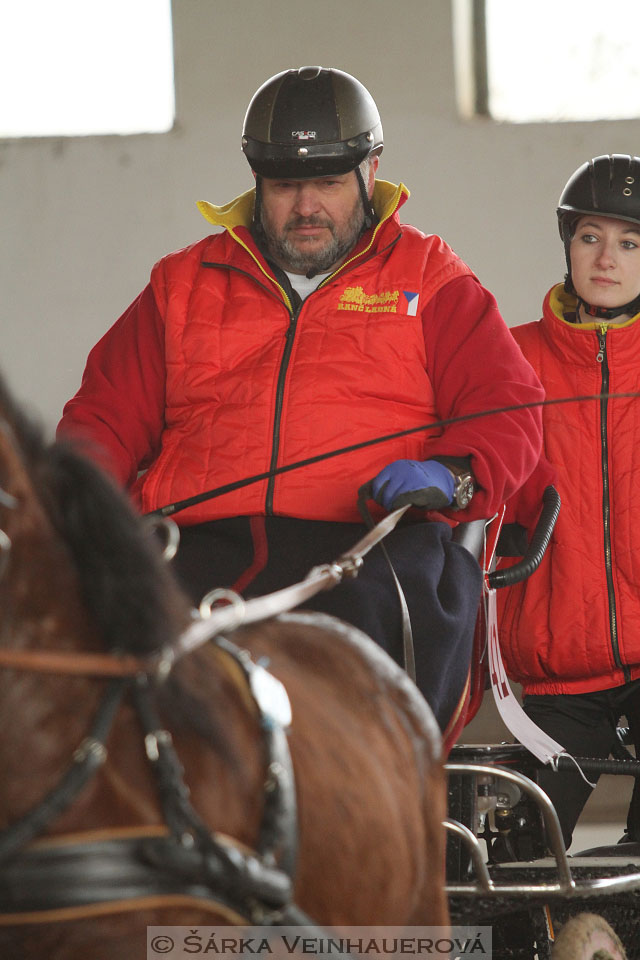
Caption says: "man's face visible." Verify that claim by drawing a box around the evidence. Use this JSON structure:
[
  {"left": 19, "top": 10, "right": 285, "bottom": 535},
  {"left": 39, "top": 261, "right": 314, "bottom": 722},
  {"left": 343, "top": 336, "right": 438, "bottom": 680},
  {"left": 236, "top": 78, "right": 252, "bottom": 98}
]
[{"left": 259, "top": 164, "right": 375, "bottom": 275}]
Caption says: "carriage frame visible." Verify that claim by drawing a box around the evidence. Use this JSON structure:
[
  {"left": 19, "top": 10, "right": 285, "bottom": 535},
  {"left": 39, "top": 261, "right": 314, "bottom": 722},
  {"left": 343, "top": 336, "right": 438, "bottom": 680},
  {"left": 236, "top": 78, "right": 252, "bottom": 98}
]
[{"left": 444, "top": 490, "right": 640, "bottom": 958}]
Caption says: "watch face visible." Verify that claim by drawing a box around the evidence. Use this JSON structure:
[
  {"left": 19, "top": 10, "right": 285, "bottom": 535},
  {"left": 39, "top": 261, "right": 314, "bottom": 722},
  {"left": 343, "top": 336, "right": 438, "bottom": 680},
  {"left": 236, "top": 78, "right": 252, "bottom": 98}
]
[{"left": 454, "top": 475, "right": 474, "bottom": 508}]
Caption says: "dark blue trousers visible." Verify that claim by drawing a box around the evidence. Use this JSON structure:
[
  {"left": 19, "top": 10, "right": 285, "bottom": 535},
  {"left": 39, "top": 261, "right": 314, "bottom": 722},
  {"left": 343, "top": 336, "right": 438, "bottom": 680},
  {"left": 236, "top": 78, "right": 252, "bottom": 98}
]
[{"left": 172, "top": 516, "right": 482, "bottom": 732}]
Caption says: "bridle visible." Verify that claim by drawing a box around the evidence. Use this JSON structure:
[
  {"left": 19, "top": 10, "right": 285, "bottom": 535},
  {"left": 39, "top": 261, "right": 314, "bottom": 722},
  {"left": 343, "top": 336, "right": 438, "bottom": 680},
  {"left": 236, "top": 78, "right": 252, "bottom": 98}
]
[
  {"left": 0, "top": 637, "right": 301, "bottom": 927},
  {"left": 0, "top": 488, "right": 407, "bottom": 928},
  {"left": 0, "top": 652, "right": 306, "bottom": 927},
  {"left": 0, "top": 484, "right": 299, "bottom": 926}
]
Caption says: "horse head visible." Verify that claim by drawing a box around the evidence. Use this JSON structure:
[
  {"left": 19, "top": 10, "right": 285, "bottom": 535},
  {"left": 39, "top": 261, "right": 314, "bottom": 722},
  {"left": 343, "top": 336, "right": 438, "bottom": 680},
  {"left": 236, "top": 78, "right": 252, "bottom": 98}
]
[{"left": 0, "top": 372, "right": 449, "bottom": 954}]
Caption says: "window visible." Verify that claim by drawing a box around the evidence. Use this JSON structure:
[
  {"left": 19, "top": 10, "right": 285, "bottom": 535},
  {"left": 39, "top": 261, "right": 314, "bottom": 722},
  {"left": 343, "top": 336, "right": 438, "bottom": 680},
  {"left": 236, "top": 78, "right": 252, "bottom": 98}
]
[
  {"left": 454, "top": 0, "right": 640, "bottom": 123},
  {"left": 0, "top": 0, "right": 174, "bottom": 138}
]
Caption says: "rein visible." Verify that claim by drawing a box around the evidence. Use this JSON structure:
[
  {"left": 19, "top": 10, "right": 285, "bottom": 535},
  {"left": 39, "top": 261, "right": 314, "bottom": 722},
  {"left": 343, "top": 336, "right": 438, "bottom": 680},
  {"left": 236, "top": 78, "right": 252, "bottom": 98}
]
[
  {"left": 148, "top": 391, "right": 640, "bottom": 518},
  {"left": 0, "top": 679, "right": 127, "bottom": 863},
  {"left": 0, "top": 648, "right": 149, "bottom": 678}
]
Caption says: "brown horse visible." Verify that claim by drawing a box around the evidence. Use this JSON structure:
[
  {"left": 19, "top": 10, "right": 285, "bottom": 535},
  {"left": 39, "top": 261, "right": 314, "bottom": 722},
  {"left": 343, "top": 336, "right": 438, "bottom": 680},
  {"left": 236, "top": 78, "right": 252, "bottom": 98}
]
[{"left": 0, "top": 374, "right": 448, "bottom": 960}]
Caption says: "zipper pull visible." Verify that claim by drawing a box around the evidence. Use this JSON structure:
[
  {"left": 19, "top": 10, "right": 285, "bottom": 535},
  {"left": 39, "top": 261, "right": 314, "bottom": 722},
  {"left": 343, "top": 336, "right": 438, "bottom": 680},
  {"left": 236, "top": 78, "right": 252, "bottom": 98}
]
[{"left": 596, "top": 326, "right": 607, "bottom": 363}]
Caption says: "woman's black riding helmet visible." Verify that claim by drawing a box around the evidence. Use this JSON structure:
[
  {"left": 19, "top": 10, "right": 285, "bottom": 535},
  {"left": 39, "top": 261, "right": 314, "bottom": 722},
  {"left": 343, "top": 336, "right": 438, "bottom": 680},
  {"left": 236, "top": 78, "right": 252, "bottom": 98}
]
[
  {"left": 558, "top": 154, "right": 640, "bottom": 319},
  {"left": 242, "top": 66, "right": 383, "bottom": 231}
]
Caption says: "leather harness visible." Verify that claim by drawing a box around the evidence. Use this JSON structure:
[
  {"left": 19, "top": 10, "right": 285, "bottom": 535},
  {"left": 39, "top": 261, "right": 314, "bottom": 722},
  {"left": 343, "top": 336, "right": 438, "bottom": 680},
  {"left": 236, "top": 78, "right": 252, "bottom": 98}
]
[
  {"left": 0, "top": 502, "right": 409, "bottom": 927},
  {"left": 0, "top": 637, "right": 302, "bottom": 926}
]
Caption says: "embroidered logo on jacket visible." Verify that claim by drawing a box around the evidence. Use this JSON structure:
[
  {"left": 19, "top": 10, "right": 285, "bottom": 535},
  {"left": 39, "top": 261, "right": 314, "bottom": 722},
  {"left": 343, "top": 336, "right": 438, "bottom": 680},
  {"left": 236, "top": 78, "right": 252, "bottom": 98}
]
[{"left": 338, "top": 286, "right": 400, "bottom": 313}]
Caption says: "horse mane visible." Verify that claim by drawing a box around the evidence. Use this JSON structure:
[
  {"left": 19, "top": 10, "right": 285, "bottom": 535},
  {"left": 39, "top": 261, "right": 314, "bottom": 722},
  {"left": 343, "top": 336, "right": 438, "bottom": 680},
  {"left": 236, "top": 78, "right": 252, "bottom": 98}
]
[
  {"left": 0, "top": 374, "right": 247, "bottom": 762},
  {"left": 0, "top": 374, "right": 189, "bottom": 657}
]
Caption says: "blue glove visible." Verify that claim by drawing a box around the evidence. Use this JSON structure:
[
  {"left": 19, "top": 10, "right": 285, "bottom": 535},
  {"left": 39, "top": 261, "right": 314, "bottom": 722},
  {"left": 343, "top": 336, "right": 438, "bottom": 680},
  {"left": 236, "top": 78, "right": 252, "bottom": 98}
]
[{"left": 369, "top": 459, "right": 455, "bottom": 512}]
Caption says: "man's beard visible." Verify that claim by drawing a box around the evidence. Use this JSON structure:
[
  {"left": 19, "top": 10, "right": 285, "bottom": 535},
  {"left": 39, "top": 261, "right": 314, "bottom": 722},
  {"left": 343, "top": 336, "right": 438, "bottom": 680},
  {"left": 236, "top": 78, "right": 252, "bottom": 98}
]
[{"left": 261, "top": 200, "right": 365, "bottom": 275}]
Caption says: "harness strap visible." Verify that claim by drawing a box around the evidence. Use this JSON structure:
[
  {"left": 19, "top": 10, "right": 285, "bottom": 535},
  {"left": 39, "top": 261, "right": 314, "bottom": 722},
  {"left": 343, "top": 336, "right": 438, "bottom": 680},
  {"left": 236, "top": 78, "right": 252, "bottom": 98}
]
[
  {"left": 0, "top": 895, "right": 248, "bottom": 927},
  {"left": 0, "top": 647, "right": 146, "bottom": 677},
  {"left": 0, "top": 644, "right": 300, "bottom": 925},
  {"left": 0, "top": 679, "right": 128, "bottom": 864},
  {"left": 0, "top": 835, "right": 254, "bottom": 924},
  {"left": 214, "top": 636, "right": 297, "bottom": 876},
  {"left": 0, "top": 834, "right": 328, "bottom": 930},
  {"left": 356, "top": 490, "right": 416, "bottom": 681},
  {"left": 131, "top": 645, "right": 298, "bottom": 919}
]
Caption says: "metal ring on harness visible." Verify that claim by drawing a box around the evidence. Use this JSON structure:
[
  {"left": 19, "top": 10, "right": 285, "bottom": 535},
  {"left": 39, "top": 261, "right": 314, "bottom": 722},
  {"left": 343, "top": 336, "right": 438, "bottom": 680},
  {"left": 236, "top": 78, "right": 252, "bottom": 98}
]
[
  {"left": 199, "top": 587, "right": 247, "bottom": 620},
  {"left": 144, "top": 515, "right": 181, "bottom": 562}
]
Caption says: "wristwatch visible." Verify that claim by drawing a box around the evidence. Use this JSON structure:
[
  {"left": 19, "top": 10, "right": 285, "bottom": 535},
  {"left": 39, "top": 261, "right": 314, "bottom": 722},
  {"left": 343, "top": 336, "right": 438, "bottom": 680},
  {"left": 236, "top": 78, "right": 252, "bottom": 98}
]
[
  {"left": 446, "top": 467, "right": 475, "bottom": 510},
  {"left": 452, "top": 472, "right": 474, "bottom": 509}
]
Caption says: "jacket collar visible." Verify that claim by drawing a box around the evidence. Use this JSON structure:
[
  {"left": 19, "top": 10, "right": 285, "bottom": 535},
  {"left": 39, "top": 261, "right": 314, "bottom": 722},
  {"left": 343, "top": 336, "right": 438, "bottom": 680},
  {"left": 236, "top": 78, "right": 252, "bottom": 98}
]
[
  {"left": 195, "top": 180, "right": 409, "bottom": 309},
  {"left": 547, "top": 282, "right": 640, "bottom": 331},
  {"left": 196, "top": 179, "right": 410, "bottom": 234},
  {"left": 542, "top": 282, "right": 640, "bottom": 364}
]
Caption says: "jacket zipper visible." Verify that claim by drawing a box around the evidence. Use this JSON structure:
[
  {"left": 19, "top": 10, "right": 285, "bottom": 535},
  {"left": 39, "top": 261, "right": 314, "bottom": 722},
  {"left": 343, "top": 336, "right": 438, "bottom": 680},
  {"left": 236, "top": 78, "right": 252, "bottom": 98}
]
[
  {"left": 265, "top": 301, "right": 300, "bottom": 514},
  {"left": 203, "top": 228, "right": 402, "bottom": 516},
  {"left": 597, "top": 327, "right": 628, "bottom": 677},
  {"left": 202, "top": 260, "right": 294, "bottom": 515},
  {"left": 264, "top": 236, "right": 402, "bottom": 513}
]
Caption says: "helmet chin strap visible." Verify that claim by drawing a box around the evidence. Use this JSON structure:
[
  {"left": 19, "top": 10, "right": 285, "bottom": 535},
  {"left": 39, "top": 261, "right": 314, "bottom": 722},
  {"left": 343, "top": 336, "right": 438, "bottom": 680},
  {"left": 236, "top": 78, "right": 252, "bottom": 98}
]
[
  {"left": 251, "top": 175, "right": 266, "bottom": 241},
  {"left": 576, "top": 297, "right": 637, "bottom": 321},
  {"left": 355, "top": 165, "right": 378, "bottom": 232},
  {"left": 564, "top": 274, "right": 640, "bottom": 321}
]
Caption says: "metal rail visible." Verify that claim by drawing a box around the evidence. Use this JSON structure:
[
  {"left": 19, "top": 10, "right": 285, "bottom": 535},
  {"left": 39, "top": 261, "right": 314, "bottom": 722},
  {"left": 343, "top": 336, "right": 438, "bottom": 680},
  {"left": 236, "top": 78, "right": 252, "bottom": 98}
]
[{"left": 444, "top": 763, "right": 640, "bottom": 899}]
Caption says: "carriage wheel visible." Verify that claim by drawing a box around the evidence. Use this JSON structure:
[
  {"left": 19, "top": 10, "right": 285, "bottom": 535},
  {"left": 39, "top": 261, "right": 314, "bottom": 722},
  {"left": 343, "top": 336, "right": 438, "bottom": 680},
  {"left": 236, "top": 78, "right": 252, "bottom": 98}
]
[{"left": 551, "top": 912, "right": 627, "bottom": 960}]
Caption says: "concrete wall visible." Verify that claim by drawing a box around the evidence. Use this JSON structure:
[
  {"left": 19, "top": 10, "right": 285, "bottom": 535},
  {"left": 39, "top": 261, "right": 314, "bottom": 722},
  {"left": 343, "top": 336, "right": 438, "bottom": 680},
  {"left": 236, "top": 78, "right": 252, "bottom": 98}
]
[{"left": 3, "top": 0, "right": 639, "bottom": 427}]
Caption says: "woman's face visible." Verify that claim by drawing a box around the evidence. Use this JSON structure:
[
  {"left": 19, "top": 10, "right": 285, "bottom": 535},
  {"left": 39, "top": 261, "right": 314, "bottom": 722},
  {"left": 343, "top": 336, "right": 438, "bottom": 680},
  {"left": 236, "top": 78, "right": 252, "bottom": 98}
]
[{"left": 570, "top": 215, "right": 640, "bottom": 316}]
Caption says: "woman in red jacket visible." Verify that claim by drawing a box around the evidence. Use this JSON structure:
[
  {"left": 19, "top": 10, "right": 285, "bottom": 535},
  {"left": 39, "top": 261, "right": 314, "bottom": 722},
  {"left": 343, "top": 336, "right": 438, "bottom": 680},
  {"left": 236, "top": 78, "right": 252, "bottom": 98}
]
[{"left": 500, "top": 154, "right": 640, "bottom": 848}]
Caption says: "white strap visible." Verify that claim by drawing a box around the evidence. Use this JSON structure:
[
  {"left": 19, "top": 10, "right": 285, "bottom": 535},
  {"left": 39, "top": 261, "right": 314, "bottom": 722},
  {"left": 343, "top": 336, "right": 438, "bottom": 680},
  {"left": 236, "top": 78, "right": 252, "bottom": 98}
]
[{"left": 486, "top": 586, "right": 565, "bottom": 765}]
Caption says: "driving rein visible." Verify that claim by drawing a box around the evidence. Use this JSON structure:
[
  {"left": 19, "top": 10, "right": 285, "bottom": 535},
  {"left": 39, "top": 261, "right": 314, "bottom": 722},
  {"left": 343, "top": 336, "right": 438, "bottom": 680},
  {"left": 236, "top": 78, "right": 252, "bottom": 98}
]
[{"left": 0, "top": 500, "right": 408, "bottom": 927}]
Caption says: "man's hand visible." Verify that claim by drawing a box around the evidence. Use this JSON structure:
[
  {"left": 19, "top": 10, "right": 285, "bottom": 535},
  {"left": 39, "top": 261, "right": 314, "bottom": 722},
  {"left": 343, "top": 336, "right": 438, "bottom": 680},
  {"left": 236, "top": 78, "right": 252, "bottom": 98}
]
[{"left": 369, "top": 459, "right": 455, "bottom": 512}]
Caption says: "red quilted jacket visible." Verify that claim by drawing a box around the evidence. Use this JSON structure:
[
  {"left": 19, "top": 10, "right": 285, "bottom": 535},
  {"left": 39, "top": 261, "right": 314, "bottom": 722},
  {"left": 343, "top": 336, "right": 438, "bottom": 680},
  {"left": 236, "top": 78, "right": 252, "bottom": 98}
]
[
  {"left": 137, "top": 182, "right": 468, "bottom": 522},
  {"left": 59, "top": 180, "right": 544, "bottom": 525},
  {"left": 500, "top": 283, "right": 640, "bottom": 695}
]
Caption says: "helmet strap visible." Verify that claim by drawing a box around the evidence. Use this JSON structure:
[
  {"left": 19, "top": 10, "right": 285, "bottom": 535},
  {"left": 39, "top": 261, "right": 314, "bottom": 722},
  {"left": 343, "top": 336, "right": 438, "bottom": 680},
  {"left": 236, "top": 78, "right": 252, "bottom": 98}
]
[
  {"left": 251, "top": 175, "right": 267, "bottom": 243},
  {"left": 576, "top": 294, "right": 640, "bottom": 321},
  {"left": 355, "top": 165, "right": 378, "bottom": 232}
]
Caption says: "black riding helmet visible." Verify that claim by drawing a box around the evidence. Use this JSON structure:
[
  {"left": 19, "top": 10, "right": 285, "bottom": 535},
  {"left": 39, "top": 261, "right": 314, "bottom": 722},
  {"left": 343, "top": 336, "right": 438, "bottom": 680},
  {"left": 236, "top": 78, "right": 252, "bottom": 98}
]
[
  {"left": 557, "top": 154, "right": 640, "bottom": 319},
  {"left": 242, "top": 66, "right": 383, "bottom": 231}
]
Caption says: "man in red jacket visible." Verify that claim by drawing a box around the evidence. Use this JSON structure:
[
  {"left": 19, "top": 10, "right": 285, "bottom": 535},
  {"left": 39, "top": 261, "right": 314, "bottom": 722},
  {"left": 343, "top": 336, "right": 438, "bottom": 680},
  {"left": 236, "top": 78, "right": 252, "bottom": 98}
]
[{"left": 58, "top": 66, "right": 543, "bottom": 736}]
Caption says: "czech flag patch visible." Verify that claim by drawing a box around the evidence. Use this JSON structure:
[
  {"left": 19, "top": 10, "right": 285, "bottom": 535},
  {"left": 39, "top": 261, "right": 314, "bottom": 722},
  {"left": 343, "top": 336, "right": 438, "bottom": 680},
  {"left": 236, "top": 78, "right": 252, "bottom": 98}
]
[{"left": 403, "top": 291, "right": 419, "bottom": 316}]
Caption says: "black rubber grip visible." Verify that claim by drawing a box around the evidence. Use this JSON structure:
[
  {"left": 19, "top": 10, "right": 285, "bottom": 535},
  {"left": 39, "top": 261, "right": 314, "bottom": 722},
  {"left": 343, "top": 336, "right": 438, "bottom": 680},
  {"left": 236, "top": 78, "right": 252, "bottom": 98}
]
[{"left": 487, "top": 485, "right": 560, "bottom": 589}]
